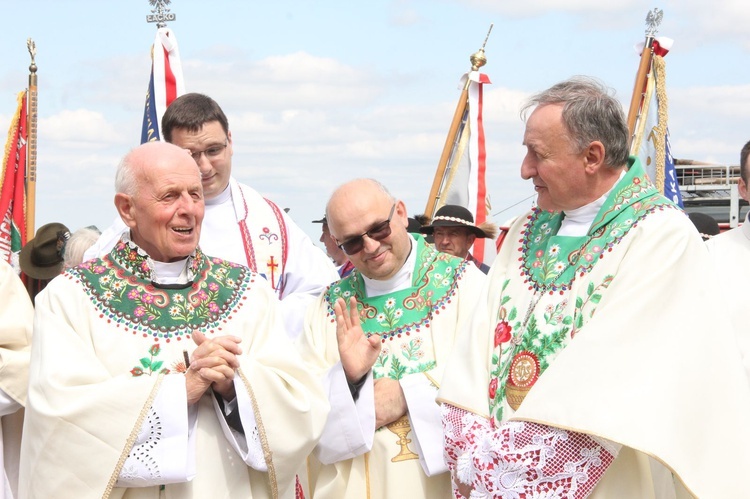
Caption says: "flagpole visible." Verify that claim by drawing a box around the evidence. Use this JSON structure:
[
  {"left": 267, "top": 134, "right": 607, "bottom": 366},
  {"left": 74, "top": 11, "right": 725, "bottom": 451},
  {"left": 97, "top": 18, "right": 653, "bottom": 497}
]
[
  {"left": 424, "top": 26, "right": 492, "bottom": 219},
  {"left": 25, "top": 38, "right": 38, "bottom": 237},
  {"left": 626, "top": 9, "right": 662, "bottom": 142}
]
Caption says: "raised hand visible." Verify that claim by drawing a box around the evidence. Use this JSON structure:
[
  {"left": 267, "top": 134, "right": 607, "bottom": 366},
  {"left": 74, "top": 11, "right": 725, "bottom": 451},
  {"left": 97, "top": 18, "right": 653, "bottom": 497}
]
[
  {"left": 185, "top": 330, "right": 243, "bottom": 404},
  {"left": 334, "top": 297, "right": 381, "bottom": 383}
]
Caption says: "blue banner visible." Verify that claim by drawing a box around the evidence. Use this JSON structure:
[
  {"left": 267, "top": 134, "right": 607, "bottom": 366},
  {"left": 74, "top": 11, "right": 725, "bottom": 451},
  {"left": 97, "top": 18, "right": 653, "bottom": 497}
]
[
  {"left": 140, "top": 67, "right": 160, "bottom": 144},
  {"left": 663, "top": 128, "right": 683, "bottom": 207}
]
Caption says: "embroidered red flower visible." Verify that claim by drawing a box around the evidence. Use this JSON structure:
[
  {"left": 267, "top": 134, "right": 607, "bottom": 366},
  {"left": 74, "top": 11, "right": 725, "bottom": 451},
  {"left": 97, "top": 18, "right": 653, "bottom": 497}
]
[
  {"left": 494, "top": 320, "right": 512, "bottom": 346},
  {"left": 488, "top": 377, "right": 498, "bottom": 399}
]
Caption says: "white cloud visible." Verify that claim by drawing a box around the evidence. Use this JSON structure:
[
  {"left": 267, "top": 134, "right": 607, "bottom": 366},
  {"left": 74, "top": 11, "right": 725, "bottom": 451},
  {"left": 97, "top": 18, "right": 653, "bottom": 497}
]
[
  {"left": 182, "top": 52, "right": 383, "bottom": 112},
  {"left": 449, "top": 0, "right": 643, "bottom": 18},
  {"left": 668, "top": 0, "right": 750, "bottom": 48},
  {"left": 39, "top": 109, "right": 124, "bottom": 147},
  {"left": 668, "top": 84, "right": 750, "bottom": 164}
]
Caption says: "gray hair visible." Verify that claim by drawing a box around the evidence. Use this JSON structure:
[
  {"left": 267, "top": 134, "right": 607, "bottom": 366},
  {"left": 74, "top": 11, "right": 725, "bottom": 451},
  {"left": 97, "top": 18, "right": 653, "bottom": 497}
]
[
  {"left": 63, "top": 226, "right": 101, "bottom": 269},
  {"left": 114, "top": 149, "right": 138, "bottom": 196},
  {"left": 521, "top": 76, "right": 630, "bottom": 168}
]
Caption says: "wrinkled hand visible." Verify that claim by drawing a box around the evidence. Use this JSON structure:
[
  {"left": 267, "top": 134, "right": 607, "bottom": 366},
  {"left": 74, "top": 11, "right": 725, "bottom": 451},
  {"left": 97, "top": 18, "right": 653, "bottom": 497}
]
[
  {"left": 185, "top": 330, "right": 242, "bottom": 405},
  {"left": 334, "top": 297, "right": 381, "bottom": 383},
  {"left": 373, "top": 377, "right": 407, "bottom": 429}
]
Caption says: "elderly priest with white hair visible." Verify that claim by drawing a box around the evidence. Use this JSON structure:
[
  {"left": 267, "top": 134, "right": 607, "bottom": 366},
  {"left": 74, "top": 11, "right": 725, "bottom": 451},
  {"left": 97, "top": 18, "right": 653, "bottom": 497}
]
[{"left": 19, "top": 141, "right": 328, "bottom": 499}]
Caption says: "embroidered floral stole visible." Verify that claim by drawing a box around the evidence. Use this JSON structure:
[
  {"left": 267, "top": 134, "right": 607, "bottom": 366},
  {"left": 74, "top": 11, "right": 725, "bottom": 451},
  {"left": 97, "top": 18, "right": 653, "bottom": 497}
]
[
  {"left": 71, "top": 239, "right": 250, "bottom": 342},
  {"left": 488, "top": 159, "right": 679, "bottom": 423},
  {"left": 325, "top": 237, "right": 468, "bottom": 380}
]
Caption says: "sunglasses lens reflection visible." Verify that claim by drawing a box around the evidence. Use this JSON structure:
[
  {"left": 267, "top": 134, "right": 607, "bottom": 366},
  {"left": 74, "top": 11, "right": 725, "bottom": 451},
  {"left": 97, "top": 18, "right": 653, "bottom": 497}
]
[{"left": 341, "top": 221, "right": 392, "bottom": 255}]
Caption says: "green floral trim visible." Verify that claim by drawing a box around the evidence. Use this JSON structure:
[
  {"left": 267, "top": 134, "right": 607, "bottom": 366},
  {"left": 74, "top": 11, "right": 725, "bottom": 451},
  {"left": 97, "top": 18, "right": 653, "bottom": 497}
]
[
  {"left": 325, "top": 237, "right": 468, "bottom": 379},
  {"left": 520, "top": 160, "right": 678, "bottom": 291},
  {"left": 69, "top": 239, "right": 254, "bottom": 343},
  {"left": 131, "top": 343, "right": 170, "bottom": 376},
  {"left": 488, "top": 159, "right": 677, "bottom": 422}
]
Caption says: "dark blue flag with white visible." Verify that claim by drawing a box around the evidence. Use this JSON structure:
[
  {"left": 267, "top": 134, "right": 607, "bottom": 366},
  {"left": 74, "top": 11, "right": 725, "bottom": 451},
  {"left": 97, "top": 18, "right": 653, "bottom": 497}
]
[{"left": 139, "top": 28, "right": 185, "bottom": 144}]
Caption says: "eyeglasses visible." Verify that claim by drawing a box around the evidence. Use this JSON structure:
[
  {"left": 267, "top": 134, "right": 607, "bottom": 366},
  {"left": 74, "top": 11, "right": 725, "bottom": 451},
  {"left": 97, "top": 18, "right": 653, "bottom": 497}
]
[
  {"left": 187, "top": 140, "right": 228, "bottom": 162},
  {"left": 337, "top": 203, "right": 396, "bottom": 255}
]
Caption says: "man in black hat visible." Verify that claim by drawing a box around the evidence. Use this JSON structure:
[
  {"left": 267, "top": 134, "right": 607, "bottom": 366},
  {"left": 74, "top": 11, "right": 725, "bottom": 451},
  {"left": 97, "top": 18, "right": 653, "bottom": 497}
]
[
  {"left": 19, "top": 222, "right": 70, "bottom": 302},
  {"left": 420, "top": 205, "right": 496, "bottom": 274}
]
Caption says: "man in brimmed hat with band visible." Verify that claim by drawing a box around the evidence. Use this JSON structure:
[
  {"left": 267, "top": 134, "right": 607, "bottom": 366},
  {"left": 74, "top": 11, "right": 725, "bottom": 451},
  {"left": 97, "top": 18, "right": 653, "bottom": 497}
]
[
  {"left": 420, "top": 205, "right": 497, "bottom": 274},
  {"left": 19, "top": 222, "right": 70, "bottom": 303},
  {"left": 19, "top": 222, "right": 70, "bottom": 280}
]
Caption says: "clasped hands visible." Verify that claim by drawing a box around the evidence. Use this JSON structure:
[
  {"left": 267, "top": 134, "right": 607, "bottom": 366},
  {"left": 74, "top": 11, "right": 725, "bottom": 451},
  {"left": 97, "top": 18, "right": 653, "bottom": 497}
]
[
  {"left": 334, "top": 297, "right": 407, "bottom": 428},
  {"left": 185, "top": 330, "right": 243, "bottom": 405}
]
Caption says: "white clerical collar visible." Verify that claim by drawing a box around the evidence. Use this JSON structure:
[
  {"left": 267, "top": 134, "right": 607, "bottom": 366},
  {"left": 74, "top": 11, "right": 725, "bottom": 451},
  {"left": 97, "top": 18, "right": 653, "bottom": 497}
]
[
  {"left": 150, "top": 258, "right": 191, "bottom": 285},
  {"left": 743, "top": 212, "right": 750, "bottom": 241},
  {"left": 206, "top": 182, "right": 232, "bottom": 207},
  {"left": 362, "top": 235, "right": 416, "bottom": 297},
  {"left": 121, "top": 232, "right": 195, "bottom": 286},
  {"left": 558, "top": 170, "right": 626, "bottom": 237}
]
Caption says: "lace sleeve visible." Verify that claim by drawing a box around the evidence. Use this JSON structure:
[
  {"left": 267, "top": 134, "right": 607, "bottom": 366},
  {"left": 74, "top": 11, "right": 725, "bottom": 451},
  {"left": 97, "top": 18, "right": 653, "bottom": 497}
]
[{"left": 441, "top": 404, "right": 616, "bottom": 498}]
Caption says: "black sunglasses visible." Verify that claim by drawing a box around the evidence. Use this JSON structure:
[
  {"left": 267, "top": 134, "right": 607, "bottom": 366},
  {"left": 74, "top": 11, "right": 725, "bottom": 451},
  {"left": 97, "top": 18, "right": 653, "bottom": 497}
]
[{"left": 337, "top": 204, "right": 396, "bottom": 255}]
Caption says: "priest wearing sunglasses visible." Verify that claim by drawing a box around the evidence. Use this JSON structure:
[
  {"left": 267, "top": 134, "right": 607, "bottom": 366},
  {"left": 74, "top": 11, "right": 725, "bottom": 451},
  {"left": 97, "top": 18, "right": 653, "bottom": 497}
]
[{"left": 296, "top": 178, "right": 486, "bottom": 498}]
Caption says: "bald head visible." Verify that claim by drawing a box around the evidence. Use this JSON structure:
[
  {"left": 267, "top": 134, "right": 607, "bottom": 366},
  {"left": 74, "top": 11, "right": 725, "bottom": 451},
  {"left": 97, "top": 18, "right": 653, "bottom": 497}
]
[
  {"left": 115, "top": 141, "right": 200, "bottom": 196},
  {"left": 326, "top": 178, "right": 411, "bottom": 281},
  {"left": 114, "top": 141, "right": 204, "bottom": 262}
]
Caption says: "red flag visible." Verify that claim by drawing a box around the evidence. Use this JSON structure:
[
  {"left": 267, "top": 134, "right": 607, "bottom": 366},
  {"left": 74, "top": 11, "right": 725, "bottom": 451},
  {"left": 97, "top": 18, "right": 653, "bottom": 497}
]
[{"left": 0, "top": 91, "right": 28, "bottom": 264}]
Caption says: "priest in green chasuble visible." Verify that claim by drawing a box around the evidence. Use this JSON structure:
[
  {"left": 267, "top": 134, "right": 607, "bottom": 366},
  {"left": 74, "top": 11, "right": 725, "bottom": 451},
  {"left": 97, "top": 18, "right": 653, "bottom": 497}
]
[
  {"left": 19, "top": 142, "right": 328, "bottom": 499},
  {"left": 297, "top": 178, "right": 486, "bottom": 498},
  {"left": 438, "top": 76, "right": 750, "bottom": 498}
]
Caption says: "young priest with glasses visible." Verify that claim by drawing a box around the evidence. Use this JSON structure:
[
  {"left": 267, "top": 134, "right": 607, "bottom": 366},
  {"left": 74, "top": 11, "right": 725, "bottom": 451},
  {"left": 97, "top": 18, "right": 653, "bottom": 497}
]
[{"left": 295, "top": 178, "right": 486, "bottom": 498}]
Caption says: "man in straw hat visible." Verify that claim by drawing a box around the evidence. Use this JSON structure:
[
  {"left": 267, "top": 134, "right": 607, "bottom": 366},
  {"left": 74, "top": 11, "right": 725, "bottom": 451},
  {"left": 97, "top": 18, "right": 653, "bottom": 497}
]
[{"left": 419, "top": 204, "right": 497, "bottom": 274}]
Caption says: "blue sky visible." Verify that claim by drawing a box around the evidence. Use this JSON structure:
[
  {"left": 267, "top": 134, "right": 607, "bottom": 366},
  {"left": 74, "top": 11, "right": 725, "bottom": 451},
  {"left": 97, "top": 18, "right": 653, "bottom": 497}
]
[{"left": 1, "top": 0, "right": 749, "bottom": 247}]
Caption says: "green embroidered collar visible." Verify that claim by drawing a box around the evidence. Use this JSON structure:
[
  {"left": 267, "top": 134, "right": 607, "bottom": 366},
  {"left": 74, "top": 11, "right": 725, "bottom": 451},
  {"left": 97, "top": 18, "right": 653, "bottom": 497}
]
[
  {"left": 325, "top": 236, "right": 469, "bottom": 341},
  {"left": 69, "top": 238, "right": 252, "bottom": 343},
  {"left": 520, "top": 157, "right": 678, "bottom": 290}
]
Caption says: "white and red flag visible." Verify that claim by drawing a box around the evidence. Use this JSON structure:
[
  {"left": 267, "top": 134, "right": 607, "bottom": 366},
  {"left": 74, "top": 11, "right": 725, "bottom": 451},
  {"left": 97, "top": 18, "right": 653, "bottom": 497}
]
[
  {"left": 426, "top": 70, "right": 495, "bottom": 266},
  {"left": 141, "top": 27, "right": 185, "bottom": 143}
]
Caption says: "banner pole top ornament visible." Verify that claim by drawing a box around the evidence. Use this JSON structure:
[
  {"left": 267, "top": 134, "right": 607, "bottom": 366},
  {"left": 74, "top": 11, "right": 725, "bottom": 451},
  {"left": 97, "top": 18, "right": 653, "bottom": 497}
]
[
  {"left": 645, "top": 8, "right": 663, "bottom": 39},
  {"left": 470, "top": 24, "right": 493, "bottom": 72},
  {"left": 27, "top": 38, "right": 37, "bottom": 75},
  {"left": 147, "top": 0, "right": 176, "bottom": 28},
  {"left": 469, "top": 24, "right": 494, "bottom": 71}
]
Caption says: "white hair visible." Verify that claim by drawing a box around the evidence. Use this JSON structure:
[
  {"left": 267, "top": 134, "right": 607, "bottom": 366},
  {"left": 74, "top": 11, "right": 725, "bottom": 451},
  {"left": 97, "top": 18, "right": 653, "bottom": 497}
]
[{"left": 63, "top": 226, "right": 101, "bottom": 269}]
